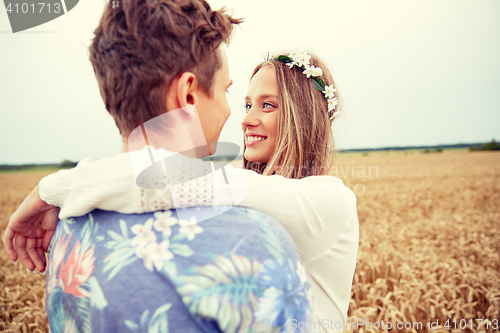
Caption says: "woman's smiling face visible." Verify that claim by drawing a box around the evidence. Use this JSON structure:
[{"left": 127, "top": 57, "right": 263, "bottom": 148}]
[{"left": 241, "top": 66, "right": 280, "bottom": 164}]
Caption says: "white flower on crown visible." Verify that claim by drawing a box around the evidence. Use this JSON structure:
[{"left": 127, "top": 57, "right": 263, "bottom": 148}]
[
  {"left": 311, "top": 66, "right": 323, "bottom": 77},
  {"left": 303, "top": 65, "right": 323, "bottom": 78},
  {"left": 302, "top": 66, "right": 314, "bottom": 78},
  {"left": 296, "top": 51, "right": 311, "bottom": 68},
  {"left": 264, "top": 51, "right": 283, "bottom": 61},
  {"left": 323, "top": 84, "right": 337, "bottom": 99},
  {"left": 328, "top": 97, "right": 339, "bottom": 112},
  {"left": 288, "top": 51, "right": 299, "bottom": 60}
]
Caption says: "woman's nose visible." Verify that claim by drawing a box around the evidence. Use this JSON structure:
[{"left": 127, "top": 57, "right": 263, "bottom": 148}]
[{"left": 241, "top": 107, "right": 259, "bottom": 128}]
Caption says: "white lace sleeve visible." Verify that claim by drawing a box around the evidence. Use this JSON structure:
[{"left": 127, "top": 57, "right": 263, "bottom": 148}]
[
  {"left": 39, "top": 148, "right": 235, "bottom": 220},
  {"left": 133, "top": 149, "right": 246, "bottom": 222}
]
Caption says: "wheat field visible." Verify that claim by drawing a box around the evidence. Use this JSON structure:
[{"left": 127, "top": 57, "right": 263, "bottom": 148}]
[{"left": 1, "top": 150, "right": 499, "bottom": 332}]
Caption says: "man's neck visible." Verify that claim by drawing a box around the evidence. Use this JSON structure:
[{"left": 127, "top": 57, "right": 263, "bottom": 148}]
[
  {"left": 122, "top": 141, "right": 129, "bottom": 153},
  {"left": 121, "top": 106, "right": 212, "bottom": 157}
]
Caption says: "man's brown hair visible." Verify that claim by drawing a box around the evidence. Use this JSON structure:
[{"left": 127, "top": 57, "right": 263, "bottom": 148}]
[{"left": 89, "top": 0, "right": 242, "bottom": 137}]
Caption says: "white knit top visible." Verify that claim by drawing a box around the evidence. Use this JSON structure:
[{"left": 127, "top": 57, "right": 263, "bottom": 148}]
[{"left": 39, "top": 148, "right": 359, "bottom": 332}]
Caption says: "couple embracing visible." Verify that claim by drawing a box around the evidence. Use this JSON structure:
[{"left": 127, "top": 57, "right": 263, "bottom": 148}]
[{"left": 3, "top": 0, "right": 359, "bottom": 332}]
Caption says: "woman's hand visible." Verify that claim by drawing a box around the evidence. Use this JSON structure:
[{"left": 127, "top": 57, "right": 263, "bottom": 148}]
[{"left": 2, "top": 185, "right": 60, "bottom": 273}]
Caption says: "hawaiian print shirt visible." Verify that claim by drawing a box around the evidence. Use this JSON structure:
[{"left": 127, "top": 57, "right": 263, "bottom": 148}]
[{"left": 46, "top": 206, "right": 315, "bottom": 333}]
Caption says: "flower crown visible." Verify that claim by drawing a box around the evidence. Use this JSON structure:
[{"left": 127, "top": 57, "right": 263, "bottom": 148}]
[{"left": 264, "top": 51, "right": 339, "bottom": 119}]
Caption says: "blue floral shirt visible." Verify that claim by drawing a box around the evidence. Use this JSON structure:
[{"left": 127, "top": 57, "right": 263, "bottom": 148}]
[{"left": 46, "top": 206, "right": 314, "bottom": 333}]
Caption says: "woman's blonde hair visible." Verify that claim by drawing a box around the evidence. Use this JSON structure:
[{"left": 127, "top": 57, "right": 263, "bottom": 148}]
[{"left": 243, "top": 52, "right": 341, "bottom": 179}]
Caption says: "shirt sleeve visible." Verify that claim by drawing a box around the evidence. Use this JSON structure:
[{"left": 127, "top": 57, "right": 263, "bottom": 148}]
[
  {"left": 39, "top": 153, "right": 144, "bottom": 219},
  {"left": 39, "top": 153, "right": 356, "bottom": 265}
]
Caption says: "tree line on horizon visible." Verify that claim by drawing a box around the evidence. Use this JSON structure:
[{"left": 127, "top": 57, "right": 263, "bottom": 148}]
[{"left": 469, "top": 139, "right": 500, "bottom": 151}]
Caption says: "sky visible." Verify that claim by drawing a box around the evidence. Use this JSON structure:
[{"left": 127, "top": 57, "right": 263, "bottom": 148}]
[{"left": 1, "top": 0, "right": 499, "bottom": 164}]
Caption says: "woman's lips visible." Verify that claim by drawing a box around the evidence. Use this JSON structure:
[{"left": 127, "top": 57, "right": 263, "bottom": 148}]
[{"left": 245, "top": 135, "right": 267, "bottom": 146}]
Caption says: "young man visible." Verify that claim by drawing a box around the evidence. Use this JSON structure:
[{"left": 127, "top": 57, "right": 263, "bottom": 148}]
[{"left": 2, "top": 0, "right": 313, "bottom": 331}]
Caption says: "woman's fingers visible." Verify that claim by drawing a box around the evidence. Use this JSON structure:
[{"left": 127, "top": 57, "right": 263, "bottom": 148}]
[
  {"left": 41, "top": 205, "right": 59, "bottom": 252},
  {"left": 36, "top": 247, "right": 47, "bottom": 273},
  {"left": 2, "top": 227, "right": 18, "bottom": 263},
  {"left": 4, "top": 232, "right": 46, "bottom": 273},
  {"left": 43, "top": 230, "right": 55, "bottom": 253},
  {"left": 36, "top": 238, "right": 46, "bottom": 272},
  {"left": 26, "top": 237, "right": 45, "bottom": 272},
  {"left": 14, "top": 234, "right": 35, "bottom": 272}
]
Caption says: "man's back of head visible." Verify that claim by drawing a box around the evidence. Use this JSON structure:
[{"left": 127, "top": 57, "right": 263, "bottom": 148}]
[{"left": 89, "top": 0, "right": 241, "bottom": 139}]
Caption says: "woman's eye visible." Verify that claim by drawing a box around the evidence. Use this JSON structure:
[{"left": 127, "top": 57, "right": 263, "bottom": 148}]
[
  {"left": 263, "top": 102, "right": 275, "bottom": 109},
  {"left": 244, "top": 103, "right": 252, "bottom": 112}
]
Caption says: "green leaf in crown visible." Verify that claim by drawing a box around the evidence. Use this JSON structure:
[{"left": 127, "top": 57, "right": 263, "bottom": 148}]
[
  {"left": 277, "top": 55, "right": 293, "bottom": 63},
  {"left": 312, "top": 76, "right": 326, "bottom": 92}
]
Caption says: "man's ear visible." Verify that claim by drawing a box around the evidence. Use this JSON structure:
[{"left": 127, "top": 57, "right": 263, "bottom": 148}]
[{"left": 175, "top": 72, "right": 198, "bottom": 108}]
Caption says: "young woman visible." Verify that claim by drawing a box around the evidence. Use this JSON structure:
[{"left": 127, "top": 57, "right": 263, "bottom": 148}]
[{"left": 18, "top": 52, "right": 359, "bottom": 330}]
